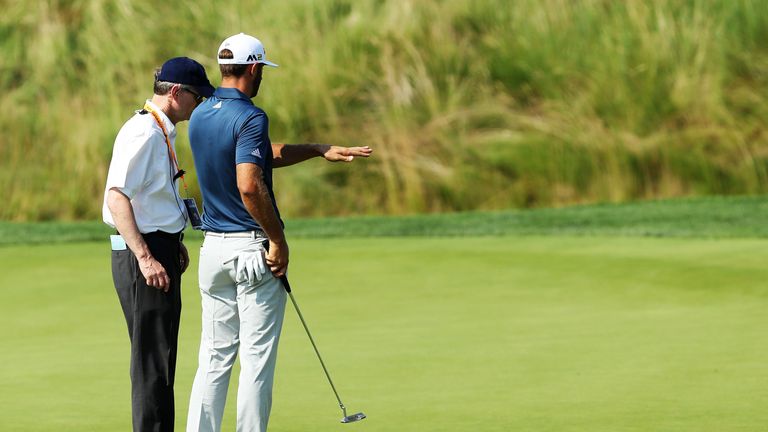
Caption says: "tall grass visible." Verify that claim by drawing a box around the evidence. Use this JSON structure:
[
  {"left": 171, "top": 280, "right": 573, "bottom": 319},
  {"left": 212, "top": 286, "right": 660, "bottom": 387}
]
[{"left": 1, "top": 0, "right": 768, "bottom": 220}]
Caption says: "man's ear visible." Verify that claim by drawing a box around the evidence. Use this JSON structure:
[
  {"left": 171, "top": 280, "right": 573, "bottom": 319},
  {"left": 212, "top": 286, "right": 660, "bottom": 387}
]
[
  {"left": 170, "top": 84, "right": 182, "bottom": 99},
  {"left": 248, "top": 63, "right": 259, "bottom": 76}
]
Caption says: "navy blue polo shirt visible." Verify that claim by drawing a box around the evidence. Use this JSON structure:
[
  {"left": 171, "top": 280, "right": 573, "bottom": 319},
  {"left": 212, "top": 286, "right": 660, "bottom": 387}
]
[{"left": 189, "top": 87, "right": 282, "bottom": 232}]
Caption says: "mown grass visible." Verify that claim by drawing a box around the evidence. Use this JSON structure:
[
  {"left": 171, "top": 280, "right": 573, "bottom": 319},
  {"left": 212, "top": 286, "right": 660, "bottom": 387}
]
[
  {"left": 2, "top": 0, "right": 768, "bottom": 220},
  {"left": 2, "top": 193, "right": 766, "bottom": 430},
  {"left": 1, "top": 236, "right": 767, "bottom": 431},
  {"left": 1, "top": 196, "right": 767, "bottom": 246}
]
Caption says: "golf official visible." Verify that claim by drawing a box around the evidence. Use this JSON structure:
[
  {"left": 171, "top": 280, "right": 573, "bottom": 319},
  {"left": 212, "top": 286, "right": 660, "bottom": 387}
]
[
  {"left": 103, "top": 57, "right": 214, "bottom": 432},
  {"left": 185, "top": 33, "right": 371, "bottom": 432}
]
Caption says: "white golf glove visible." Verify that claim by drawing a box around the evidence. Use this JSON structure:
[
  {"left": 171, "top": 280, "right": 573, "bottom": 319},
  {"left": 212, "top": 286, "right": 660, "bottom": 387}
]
[{"left": 227, "top": 250, "right": 267, "bottom": 285}]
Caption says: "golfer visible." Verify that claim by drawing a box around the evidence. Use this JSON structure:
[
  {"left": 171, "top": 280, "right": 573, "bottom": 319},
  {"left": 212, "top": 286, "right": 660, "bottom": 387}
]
[
  {"left": 185, "top": 33, "right": 371, "bottom": 432},
  {"left": 103, "top": 57, "right": 214, "bottom": 432}
]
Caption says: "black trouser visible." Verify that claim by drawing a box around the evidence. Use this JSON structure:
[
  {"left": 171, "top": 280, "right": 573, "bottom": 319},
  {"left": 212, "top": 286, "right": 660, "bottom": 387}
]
[{"left": 111, "top": 231, "right": 182, "bottom": 432}]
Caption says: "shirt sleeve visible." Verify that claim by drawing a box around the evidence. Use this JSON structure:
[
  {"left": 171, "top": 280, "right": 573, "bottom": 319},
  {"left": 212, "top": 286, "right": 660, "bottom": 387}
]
[
  {"left": 235, "top": 110, "right": 269, "bottom": 168},
  {"left": 104, "top": 126, "right": 160, "bottom": 199}
]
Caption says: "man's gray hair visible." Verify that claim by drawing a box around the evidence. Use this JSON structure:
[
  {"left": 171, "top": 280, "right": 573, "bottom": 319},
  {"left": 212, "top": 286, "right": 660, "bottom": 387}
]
[{"left": 154, "top": 68, "right": 175, "bottom": 96}]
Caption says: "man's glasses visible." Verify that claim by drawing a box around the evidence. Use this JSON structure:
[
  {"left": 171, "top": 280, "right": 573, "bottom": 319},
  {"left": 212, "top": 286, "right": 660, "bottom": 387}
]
[{"left": 180, "top": 86, "right": 204, "bottom": 104}]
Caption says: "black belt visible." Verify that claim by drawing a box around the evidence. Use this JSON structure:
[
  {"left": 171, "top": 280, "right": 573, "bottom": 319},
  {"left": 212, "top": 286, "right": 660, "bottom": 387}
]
[{"left": 117, "top": 230, "right": 183, "bottom": 242}]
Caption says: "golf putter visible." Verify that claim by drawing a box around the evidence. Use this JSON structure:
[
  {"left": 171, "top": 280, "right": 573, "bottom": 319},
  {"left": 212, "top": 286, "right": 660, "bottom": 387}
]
[{"left": 280, "top": 275, "right": 367, "bottom": 424}]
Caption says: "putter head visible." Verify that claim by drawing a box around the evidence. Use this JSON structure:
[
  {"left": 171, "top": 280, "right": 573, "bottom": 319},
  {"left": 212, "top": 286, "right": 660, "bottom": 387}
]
[{"left": 341, "top": 412, "right": 366, "bottom": 423}]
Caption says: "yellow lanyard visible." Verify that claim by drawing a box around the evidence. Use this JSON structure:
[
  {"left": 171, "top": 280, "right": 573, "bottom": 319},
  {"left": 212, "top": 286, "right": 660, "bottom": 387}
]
[{"left": 143, "top": 103, "right": 189, "bottom": 196}]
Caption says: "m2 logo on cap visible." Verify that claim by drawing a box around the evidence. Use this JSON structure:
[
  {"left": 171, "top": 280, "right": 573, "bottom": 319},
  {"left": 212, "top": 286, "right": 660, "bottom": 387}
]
[{"left": 247, "top": 53, "right": 263, "bottom": 62}]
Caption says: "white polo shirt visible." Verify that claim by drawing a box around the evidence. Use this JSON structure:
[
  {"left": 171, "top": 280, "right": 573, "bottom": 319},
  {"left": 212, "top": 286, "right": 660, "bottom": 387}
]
[{"left": 102, "top": 100, "right": 187, "bottom": 234}]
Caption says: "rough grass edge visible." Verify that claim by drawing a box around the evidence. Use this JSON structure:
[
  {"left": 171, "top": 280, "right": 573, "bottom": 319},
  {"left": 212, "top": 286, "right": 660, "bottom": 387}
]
[{"left": 1, "top": 195, "right": 767, "bottom": 247}]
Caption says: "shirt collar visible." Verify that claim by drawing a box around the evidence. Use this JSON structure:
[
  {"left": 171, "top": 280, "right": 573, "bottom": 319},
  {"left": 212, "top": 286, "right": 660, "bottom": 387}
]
[
  {"left": 144, "top": 100, "right": 176, "bottom": 136},
  {"left": 213, "top": 87, "right": 253, "bottom": 103}
]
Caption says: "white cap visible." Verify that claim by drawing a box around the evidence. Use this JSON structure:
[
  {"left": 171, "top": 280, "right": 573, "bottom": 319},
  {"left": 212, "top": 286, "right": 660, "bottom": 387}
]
[{"left": 217, "top": 33, "right": 279, "bottom": 67}]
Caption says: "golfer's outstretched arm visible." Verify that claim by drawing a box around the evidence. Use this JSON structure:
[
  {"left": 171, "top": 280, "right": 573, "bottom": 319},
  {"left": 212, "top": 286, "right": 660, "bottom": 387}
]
[
  {"left": 272, "top": 143, "right": 372, "bottom": 167},
  {"left": 236, "top": 162, "right": 289, "bottom": 277}
]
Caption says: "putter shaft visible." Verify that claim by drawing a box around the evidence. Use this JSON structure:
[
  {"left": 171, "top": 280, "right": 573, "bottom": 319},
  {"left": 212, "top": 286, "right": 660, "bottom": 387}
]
[
  {"left": 285, "top": 286, "right": 347, "bottom": 414},
  {"left": 280, "top": 276, "right": 366, "bottom": 423}
]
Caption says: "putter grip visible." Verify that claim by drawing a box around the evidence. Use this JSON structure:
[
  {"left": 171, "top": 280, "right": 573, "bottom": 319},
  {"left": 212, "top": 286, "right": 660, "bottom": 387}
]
[
  {"left": 262, "top": 239, "right": 291, "bottom": 293},
  {"left": 280, "top": 275, "right": 292, "bottom": 293}
]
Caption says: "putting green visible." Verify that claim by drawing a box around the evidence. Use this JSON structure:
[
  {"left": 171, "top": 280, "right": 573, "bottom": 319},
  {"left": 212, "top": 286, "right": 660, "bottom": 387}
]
[{"left": 1, "top": 237, "right": 766, "bottom": 431}]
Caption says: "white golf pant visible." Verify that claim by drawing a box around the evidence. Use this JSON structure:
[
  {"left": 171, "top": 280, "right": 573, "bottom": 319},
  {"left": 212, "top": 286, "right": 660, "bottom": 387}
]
[{"left": 186, "top": 235, "right": 286, "bottom": 432}]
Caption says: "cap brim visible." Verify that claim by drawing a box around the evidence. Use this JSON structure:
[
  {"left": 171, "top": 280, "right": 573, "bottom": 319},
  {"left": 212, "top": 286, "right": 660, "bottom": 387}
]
[
  {"left": 260, "top": 60, "right": 279, "bottom": 68},
  {"left": 196, "top": 83, "right": 215, "bottom": 98}
]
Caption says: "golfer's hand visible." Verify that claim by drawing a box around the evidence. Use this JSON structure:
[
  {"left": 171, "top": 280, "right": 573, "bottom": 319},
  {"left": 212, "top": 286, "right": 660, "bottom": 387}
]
[
  {"left": 266, "top": 239, "right": 289, "bottom": 277},
  {"left": 179, "top": 242, "right": 190, "bottom": 274},
  {"left": 322, "top": 145, "right": 372, "bottom": 162},
  {"left": 138, "top": 256, "right": 170, "bottom": 292}
]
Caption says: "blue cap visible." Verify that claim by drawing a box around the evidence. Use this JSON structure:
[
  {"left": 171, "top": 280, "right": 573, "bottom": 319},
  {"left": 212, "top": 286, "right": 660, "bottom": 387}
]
[{"left": 156, "top": 57, "right": 215, "bottom": 98}]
